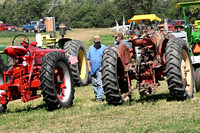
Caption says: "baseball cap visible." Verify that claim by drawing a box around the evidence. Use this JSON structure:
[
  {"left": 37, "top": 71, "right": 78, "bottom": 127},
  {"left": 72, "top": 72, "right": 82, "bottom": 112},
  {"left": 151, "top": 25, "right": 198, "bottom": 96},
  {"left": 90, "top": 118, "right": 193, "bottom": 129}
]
[
  {"left": 113, "top": 31, "right": 123, "bottom": 37},
  {"left": 93, "top": 35, "right": 101, "bottom": 43}
]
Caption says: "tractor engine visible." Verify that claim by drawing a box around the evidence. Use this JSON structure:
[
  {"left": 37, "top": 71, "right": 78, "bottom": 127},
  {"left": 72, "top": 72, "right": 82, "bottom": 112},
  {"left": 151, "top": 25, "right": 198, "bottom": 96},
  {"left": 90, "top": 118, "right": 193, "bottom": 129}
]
[{"left": 136, "top": 45, "right": 164, "bottom": 95}]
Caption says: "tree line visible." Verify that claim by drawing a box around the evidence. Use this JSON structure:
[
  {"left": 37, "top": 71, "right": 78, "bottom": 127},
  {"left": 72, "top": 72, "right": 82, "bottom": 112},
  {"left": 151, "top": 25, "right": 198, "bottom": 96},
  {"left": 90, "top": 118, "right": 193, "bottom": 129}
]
[{"left": 0, "top": 0, "right": 199, "bottom": 28}]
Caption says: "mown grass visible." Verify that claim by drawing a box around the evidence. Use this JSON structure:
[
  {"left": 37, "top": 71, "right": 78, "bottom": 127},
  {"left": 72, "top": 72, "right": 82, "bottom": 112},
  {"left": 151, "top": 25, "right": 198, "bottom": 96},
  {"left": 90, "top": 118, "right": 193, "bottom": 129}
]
[
  {"left": 0, "top": 29, "right": 200, "bottom": 132},
  {"left": 0, "top": 31, "right": 36, "bottom": 46}
]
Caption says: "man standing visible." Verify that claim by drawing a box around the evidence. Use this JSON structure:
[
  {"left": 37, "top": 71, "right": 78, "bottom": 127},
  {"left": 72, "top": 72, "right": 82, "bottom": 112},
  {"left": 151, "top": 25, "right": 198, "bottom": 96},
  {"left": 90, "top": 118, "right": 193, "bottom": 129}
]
[{"left": 87, "top": 35, "right": 106, "bottom": 102}]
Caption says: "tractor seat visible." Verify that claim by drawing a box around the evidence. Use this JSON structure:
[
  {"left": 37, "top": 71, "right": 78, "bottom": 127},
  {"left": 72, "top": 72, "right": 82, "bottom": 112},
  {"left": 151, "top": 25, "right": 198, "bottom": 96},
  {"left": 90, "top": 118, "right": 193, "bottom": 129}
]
[{"left": 4, "top": 46, "right": 27, "bottom": 57}]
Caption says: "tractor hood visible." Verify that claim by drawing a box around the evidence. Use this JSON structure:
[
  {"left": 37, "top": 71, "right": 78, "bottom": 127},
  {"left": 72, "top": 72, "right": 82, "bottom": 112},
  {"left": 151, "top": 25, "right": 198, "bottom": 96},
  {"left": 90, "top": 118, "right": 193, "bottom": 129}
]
[{"left": 4, "top": 46, "right": 27, "bottom": 57}]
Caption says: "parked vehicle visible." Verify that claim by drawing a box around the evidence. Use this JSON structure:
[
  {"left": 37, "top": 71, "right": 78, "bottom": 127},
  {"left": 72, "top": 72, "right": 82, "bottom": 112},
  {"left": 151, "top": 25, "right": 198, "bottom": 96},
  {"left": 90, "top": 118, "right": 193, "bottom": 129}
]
[
  {"left": 158, "top": 19, "right": 176, "bottom": 31},
  {"left": 42, "top": 32, "right": 88, "bottom": 87},
  {"left": 22, "top": 21, "right": 46, "bottom": 33},
  {"left": 177, "top": 1, "right": 200, "bottom": 92},
  {"left": 0, "top": 24, "right": 18, "bottom": 31},
  {"left": 171, "top": 20, "right": 192, "bottom": 30},
  {"left": 102, "top": 14, "right": 194, "bottom": 105},
  {"left": 56, "top": 24, "right": 71, "bottom": 31},
  {"left": 42, "top": 20, "right": 88, "bottom": 86},
  {"left": 0, "top": 34, "right": 76, "bottom": 112}
]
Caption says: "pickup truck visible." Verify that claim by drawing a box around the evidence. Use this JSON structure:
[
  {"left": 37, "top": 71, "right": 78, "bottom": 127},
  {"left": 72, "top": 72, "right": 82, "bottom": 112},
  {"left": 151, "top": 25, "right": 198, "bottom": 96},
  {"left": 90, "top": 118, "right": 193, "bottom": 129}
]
[{"left": 22, "top": 21, "right": 46, "bottom": 33}]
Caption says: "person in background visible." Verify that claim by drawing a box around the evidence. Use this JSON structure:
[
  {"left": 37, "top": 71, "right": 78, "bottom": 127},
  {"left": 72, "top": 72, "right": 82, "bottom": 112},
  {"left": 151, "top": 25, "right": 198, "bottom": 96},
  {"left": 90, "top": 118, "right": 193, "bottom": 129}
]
[
  {"left": 113, "top": 31, "right": 134, "bottom": 58},
  {"left": 87, "top": 35, "right": 106, "bottom": 102},
  {"left": 113, "top": 31, "right": 131, "bottom": 48}
]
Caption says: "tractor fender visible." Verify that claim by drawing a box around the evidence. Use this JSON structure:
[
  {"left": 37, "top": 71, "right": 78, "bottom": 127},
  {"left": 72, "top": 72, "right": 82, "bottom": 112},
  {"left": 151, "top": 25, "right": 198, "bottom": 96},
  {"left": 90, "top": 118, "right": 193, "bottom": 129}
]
[
  {"left": 158, "top": 33, "right": 176, "bottom": 63},
  {"left": 116, "top": 43, "right": 130, "bottom": 71},
  {"left": 150, "top": 31, "right": 165, "bottom": 52},
  {"left": 58, "top": 38, "right": 72, "bottom": 49}
]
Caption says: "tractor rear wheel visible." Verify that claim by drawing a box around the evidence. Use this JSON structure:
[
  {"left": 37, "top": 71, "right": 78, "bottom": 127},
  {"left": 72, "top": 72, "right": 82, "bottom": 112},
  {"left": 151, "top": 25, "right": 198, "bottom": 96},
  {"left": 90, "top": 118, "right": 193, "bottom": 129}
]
[
  {"left": 102, "top": 45, "right": 129, "bottom": 105},
  {"left": 40, "top": 51, "right": 74, "bottom": 110},
  {"left": 0, "top": 56, "right": 6, "bottom": 113},
  {"left": 165, "top": 38, "right": 194, "bottom": 100},
  {"left": 64, "top": 40, "right": 89, "bottom": 86},
  {"left": 195, "top": 68, "right": 200, "bottom": 92}
]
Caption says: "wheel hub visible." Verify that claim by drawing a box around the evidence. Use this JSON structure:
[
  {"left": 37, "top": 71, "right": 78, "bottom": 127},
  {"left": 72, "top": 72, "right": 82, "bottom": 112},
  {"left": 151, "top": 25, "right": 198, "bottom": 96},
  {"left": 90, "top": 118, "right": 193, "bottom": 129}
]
[
  {"left": 181, "top": 49, "right": 192, "bottom": 92},
  {"left": 78, "top": 50, "right": 86, "bottom": 80}
]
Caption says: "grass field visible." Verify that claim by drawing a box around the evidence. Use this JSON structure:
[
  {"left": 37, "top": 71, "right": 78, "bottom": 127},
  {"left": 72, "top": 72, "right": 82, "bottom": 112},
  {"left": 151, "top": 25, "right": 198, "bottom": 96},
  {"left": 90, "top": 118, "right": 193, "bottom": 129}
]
[{"left": 0, "top": 29, "right": 200, "bottom": 132}]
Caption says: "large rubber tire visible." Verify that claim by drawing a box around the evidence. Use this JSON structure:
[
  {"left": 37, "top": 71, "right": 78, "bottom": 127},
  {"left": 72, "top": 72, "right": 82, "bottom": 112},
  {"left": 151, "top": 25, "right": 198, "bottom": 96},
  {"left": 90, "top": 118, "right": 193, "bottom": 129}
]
[
  {"left": 40, "top": 51, "right": 74, "bottom": 110},
  {"left": 165, "top": 38, "right": 194, "bottom": 100},
  {"left": 102, "top": 45, "right": 129, "bottom": 105},
  {"left": 64, "top": 40, "right": 89, "bottom": 86},
  {"left": 195, "top": 68, "right": 200, "bottom": 92},
  {"left": 0, "top": 56, "right": 6, "bottom": 113}
]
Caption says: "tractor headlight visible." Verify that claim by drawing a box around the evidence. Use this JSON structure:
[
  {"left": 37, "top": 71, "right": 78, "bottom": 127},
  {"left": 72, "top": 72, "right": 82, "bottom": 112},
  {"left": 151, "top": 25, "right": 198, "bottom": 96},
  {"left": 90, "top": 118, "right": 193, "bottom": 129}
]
[
  {"left": 185, "top": 25, "right": 188, "bottom": 29},
  {"left": 22, "top": 61, "right": 28, "bottom": 66}
]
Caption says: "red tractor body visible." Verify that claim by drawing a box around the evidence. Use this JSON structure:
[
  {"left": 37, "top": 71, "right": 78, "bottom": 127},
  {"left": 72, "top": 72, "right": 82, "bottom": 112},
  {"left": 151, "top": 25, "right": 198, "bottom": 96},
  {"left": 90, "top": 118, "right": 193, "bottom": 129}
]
[
  {"left": 0, "top": 34, "right": 75, "bottom": 112},
  {"left": 102, "top": 29, "right": 194, "bottom": 105},
  {"left": 116, "top": 31, "right": 166, "bottom": 92},
  {"left": 0, "top": 46, "right": 65, "bottom": 105}
]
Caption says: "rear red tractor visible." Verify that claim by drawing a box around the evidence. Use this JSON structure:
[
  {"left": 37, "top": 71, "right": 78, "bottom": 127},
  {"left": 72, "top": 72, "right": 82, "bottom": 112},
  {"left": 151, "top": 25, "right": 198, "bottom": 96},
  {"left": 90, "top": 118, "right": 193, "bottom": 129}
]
[
  {"left": 0, "top": 34, "right": 75, "bottom": 112},
  {"left": 102, "top": 30, "right": 194, "bottom": 105}
]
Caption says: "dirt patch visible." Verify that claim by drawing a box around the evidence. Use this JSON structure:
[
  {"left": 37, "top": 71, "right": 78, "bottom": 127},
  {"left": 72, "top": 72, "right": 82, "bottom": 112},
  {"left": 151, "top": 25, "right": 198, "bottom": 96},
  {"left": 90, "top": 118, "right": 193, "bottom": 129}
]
[{"left": 64, "top": 28, "right": 113, "bottom": 42}]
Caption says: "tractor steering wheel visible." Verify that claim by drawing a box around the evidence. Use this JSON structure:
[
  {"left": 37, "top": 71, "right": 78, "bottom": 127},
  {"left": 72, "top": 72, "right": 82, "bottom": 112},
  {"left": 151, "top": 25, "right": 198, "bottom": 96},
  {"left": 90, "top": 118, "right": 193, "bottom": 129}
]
[{"left": 12, "top": 34, "right": 29, "bottom": 48}]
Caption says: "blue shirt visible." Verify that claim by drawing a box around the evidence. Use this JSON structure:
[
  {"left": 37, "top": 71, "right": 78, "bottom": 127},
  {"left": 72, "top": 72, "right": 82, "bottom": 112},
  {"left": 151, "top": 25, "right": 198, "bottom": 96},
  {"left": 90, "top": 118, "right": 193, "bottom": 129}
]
[
  {"left": 87, "top": 44, "right": 106, "bottom": 75},
  {"left": 121, "top": 40, "right": 131, "bottom": 48}
]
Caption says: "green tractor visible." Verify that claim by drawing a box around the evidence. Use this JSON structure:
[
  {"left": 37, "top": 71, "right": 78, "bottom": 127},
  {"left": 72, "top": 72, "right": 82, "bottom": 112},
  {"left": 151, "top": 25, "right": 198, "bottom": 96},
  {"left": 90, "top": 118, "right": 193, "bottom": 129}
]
[
  {"left": 0, "top": 46, "right": 8, "bottom": 68},
  {"left": 0, "top": 30, "right": 89, "bottom": 87},
  {"left": 40, "top": 24, "right": 89, "bottom": 86},
  {"left": 177, "top": 1, "right": 200, "bottom": 91},
  {"left": 0, "top": 46, "right": 8, "bottom": 84}
]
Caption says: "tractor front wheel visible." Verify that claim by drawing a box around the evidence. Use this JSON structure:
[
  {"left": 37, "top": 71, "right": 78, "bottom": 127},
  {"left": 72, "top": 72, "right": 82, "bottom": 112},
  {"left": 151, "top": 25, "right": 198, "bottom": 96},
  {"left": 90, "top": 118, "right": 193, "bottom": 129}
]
[
  {"left": 40, "top": 51, "right": 74, "bottom": 110},
  {"left": 0, "top": 56, "right": 6, "bottom": 113},
  {"left": 64, "top": 40, "right": 89, "bottom": 86},
  {"left": 165, "top": 38, "right": 194, "bottom": 100}
]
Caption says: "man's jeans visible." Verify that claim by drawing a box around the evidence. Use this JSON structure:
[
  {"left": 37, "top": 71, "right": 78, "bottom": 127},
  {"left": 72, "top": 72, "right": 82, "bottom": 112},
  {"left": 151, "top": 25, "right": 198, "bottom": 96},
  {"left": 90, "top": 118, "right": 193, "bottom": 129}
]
[{"left": 91, "top": 71, "right": 103, "bottom": 100}]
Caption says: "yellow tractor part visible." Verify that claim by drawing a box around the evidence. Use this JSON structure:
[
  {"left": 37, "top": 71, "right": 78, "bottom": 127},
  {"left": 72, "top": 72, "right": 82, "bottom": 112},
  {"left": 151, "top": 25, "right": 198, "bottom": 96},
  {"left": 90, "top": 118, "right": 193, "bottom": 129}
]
[
  {"left": 42, "top": 34, "right": 57, "bottom": 48},
  {"left": 194, "top": 20, "right": 200, "bottom": 30},
  {"left": 128, "top": 14, "right": 161, "bottom": 23},
  {"left": 78, "top": 50, "right": 87, "bottom": 80},
  {"left": 176, "top": 1, "right": 200, "bottom": 8}
]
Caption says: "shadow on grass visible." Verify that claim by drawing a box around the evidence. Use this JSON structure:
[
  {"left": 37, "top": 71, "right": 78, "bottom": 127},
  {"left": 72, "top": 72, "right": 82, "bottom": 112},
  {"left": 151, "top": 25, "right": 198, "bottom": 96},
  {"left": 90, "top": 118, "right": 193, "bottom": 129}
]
[
  {"left": 6, "top": 103, "right": 47, "bottom": 113},
  {"left": 133, "top": 93, "right": 175, "bottom": 104}
]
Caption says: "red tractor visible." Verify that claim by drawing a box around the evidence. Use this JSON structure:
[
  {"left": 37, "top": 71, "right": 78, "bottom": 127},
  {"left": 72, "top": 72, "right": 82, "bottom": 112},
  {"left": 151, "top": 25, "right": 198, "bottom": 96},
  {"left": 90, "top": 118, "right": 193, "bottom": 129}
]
[
  {"left": 0, "top": 34, "right": 75, "bottom": 112},
  {"left": 102, "top": 17, "right": 194, "bottom": 105}
]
